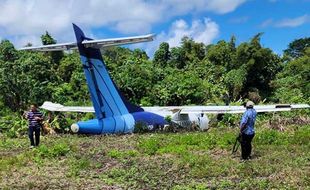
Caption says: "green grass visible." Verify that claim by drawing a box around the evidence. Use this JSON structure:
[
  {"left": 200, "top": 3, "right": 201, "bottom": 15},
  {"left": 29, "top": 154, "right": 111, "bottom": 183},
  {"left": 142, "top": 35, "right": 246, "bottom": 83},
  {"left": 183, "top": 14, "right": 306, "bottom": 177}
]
[{"left": 0, "top": 124, "right": 309, "bottom": 189}]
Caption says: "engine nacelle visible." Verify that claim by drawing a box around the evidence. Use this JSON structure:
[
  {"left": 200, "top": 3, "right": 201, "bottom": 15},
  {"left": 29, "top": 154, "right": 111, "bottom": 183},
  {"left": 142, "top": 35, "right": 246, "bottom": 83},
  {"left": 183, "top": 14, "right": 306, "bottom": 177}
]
[
  {"left": 197, "top": 115, "right": 209, "bottom": 130},
  {"left": 172, "top": 111, "right": 209, "bottom": 130}
]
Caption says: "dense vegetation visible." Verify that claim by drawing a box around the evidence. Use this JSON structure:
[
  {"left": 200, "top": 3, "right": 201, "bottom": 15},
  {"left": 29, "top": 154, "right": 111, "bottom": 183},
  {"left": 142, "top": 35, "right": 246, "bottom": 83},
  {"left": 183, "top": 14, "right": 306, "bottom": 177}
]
[{"left": 0, "top": 32, "right": 309, "bottom": 134}]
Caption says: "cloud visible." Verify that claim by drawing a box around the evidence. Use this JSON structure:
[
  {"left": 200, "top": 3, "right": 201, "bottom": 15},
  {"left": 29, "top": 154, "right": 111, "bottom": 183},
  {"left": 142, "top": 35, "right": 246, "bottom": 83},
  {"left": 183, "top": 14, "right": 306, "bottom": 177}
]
[
  {"left": 141, "top": 17, "right": 219, "bottom": 57},
  {"left": 167, "top": 18, "right": 219, "bottom": 47},
  {"left": 229, "top": 16, "right": 250, "bottom": 24},
  {"left": 275, "top": 14, "right": 310, "bottom": 27},
  {"left": 203, "top": 0, "right": 247, "bottom": 14},
  {"left": 260, "top": 19, "right": 274, "bottom": 28},
  {"left": 260, "top": 15, "right": 310, "bottom": 28},
  {"left": 0, "top": 0, "right": 245, "bottom": 48},
  {"left": 11, "top": 35, "right": 42, "bottom": 48}
]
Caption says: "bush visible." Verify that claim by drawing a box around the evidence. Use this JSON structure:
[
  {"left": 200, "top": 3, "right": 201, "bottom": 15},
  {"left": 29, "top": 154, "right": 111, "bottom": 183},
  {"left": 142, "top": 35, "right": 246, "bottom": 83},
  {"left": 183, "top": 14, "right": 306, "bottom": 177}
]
[
  {"left": 35, "top": 143, "right": 71, "bottom": 158},
  {"left": 291, "top": 125, "right": 310, "bottom": 145},
  {"left": 133, "top": 122, "right": 149, "bottom": 133},
  {"left": 218, "top": 113, "right": 240, "bottom": 128},
  {"left": 0, "top": 114, "right": 28, "bottom": 138},
  {"left": 138, "top": 137, "right": 161, "bottom": 155}
]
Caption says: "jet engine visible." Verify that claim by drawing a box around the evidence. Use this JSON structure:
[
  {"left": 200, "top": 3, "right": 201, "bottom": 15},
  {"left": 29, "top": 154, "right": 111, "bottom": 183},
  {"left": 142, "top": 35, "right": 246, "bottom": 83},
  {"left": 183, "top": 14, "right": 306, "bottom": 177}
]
[{"left": 172, "top": 110, "right": 209, "bottom": 130}]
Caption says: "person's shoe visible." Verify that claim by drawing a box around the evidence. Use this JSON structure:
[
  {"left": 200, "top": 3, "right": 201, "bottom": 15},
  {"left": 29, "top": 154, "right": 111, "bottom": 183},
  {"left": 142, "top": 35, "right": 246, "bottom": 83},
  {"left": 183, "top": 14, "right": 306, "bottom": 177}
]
[
  {"left": 240, "top": 157, "right": 250, "bottom": 162},
  {"left": 30, "top": 145, "right": 35, "bottom": 149}
]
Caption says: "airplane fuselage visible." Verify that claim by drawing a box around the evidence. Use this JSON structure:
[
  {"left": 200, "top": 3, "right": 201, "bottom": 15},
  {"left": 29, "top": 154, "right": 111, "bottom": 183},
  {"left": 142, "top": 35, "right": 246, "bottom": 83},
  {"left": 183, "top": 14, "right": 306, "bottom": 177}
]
[{"left": 71, "top": 111, "right": 167, "bottom": 134}]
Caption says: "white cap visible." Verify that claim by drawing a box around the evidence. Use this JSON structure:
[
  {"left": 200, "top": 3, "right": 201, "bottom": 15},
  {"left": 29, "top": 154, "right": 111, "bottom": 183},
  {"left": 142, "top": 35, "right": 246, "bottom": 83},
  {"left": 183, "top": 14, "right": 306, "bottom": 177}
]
[{"left": 246, "top": 101, "right": 254, "bottom": 107}]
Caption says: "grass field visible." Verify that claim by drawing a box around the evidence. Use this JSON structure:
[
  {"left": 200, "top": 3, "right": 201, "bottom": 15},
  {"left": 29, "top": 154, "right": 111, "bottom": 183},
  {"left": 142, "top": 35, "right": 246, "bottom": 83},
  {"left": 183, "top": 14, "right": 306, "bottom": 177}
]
[{"left": 0, "top": 124, "right": 309, "bottom": 189}]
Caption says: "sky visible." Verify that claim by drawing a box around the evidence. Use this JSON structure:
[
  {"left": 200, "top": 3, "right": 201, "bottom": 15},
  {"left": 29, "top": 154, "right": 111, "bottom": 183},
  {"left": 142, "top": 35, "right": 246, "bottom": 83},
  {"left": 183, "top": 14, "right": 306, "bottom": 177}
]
[{"left": 0, "top": 0, "right": 309, "bottom": 56}]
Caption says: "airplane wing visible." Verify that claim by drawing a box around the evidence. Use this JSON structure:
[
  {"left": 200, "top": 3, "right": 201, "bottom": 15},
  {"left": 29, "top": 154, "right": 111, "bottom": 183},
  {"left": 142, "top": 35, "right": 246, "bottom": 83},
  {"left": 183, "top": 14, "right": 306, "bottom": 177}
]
[
  {"left": 41, "top": 101, "right": 309, "bottom": 115},
  {"left": 143, "top": 104, "right": 309, "bottom": 116},
  {"left": 19, "top": 34, "right": 155, "bottom": 51}
]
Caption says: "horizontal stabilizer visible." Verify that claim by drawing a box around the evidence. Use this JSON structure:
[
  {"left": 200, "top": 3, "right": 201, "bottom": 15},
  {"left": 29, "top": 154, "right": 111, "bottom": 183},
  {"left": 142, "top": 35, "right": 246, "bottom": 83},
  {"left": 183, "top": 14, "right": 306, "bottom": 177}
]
[
  {"left": 83, "top": 34, "right": 155, "bottom": 48},
  {"left": 19, "top": 34, "right": 155, "bottom": 51},
  {"left": 19, "top": 42, "right": 78, "bottom": 51}
]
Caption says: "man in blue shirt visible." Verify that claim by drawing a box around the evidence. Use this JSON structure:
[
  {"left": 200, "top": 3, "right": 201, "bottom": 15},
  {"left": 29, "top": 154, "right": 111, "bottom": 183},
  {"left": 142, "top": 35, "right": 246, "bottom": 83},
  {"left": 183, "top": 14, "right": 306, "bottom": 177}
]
[
  {"left": 25, "top": 104, "right": 43, "bottom": 148},
  {"left": 240, "top": 101, "right": 257, "bottom": 160}
]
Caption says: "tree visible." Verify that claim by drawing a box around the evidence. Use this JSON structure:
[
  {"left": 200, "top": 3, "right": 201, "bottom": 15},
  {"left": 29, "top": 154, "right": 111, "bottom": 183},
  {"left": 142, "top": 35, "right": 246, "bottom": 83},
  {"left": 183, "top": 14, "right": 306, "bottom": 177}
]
[
  {"left": 103, "top": 46, "right": 133, "bottom": 70},
  {"left": 0, "top": 40, "right": 18, "bottom": 62},
  {"left": 0, "top": 45, "right": 54, "bottom": 111},
  {"left": 150, "top": 68, "right": 208, "bottom": 106},
  {"left": 153, "top": 42, "right": 170, "bottom": 67},
  {"left": 41, "top": 31, "right": 63, "bottom": 65},
  {"left": 51, "top": 53, "right": 90, "bottom": 105},
  {"left": 229, "top": 35, "right": 236, "bottom": 51},
  {"left": 41, "top": 31, "right": 56, "bottom": 45},
  {"left": 233, "top": 33, "right": 282, "bottom": 99},
  {"left": 284, "top": 37, "right": 310, "bottom": 59},
  {"left": 132, "top": 49, "right": 149, "bottom": 60},
  {"left": 272, "top": 48, "right": 310, "bottom": 103},
  {"left": 57, "top": 53, "right": 82, "bottom": 82},
  {"left": 224, "top": 66, "right": 247, "bottom": 100},
  {"left": 206, "top": 39, "right": 236, "bottom": 71},
  {"left": 169, "top": 47, "right": 186, "bottom": 69},
  {"left": 169, "top": 37, "right": 206, "bottom": 69},
  {"left": 181, "top": 37, "right": 205, "bottom": 61}
]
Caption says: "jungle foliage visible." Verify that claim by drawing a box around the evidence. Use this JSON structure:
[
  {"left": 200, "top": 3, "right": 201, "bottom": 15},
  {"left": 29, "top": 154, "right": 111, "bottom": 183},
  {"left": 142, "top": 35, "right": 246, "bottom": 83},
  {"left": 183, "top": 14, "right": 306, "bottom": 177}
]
[{"left": 0, "top": 33, "right": 309, "bottom": 134}]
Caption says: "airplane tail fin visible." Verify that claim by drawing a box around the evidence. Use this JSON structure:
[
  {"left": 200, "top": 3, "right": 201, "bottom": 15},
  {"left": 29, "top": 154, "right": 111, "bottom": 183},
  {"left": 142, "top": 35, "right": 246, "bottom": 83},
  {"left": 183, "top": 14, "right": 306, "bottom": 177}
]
[{"left": 72, "top": 24, "right": 143, "bottom": 119}]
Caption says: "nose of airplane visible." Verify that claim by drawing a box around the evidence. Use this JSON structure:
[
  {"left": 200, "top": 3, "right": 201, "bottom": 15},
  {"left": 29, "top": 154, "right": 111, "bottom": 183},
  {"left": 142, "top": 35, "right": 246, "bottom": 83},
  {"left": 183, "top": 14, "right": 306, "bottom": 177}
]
[{"left": 71, "top": 123, "right": 79, "bottom": 133}]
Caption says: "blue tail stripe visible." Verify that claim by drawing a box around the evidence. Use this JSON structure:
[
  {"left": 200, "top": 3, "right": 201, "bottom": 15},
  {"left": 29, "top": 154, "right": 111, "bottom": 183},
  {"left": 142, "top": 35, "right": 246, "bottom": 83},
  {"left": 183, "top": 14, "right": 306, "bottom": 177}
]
[
  {"left": 96, "top": 89, "right": 114, "bottom": 117},
  {"left": 90, "top": 58, "right": 127, "bottom": 115},
  {"left": 79, "top": 56, "right": 105, "bottom": 119},
  {"left": 90, "top": 58, "right": 126, "bottom": 115}
]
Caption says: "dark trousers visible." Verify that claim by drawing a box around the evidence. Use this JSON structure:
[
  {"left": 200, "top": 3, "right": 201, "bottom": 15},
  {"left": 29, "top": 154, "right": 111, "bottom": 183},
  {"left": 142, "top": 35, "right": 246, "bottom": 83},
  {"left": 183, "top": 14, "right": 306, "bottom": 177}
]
[
  {"left": 28, "top": 126, "right": 40, "bottom": 146},
  {"left": 241, "top": 133, "right": 255, "bottom": 159}
]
